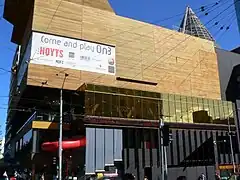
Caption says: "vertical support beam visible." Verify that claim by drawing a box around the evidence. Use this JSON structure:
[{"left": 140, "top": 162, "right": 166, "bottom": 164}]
[{"left": 212, "top": 131, "right": 219, "bottom": 171}]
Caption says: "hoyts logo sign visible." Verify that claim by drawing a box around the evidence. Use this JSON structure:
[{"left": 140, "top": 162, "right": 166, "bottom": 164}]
[{"left": 39, "top": 47, "right": 63, "bottom": 58}]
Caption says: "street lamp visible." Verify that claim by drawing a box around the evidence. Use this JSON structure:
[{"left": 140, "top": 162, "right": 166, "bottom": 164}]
[{"left": 59, "top": 73, "right": 68, "bottom": 180}]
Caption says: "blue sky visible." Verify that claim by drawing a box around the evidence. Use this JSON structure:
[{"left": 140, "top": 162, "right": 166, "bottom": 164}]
[{"left": 0, "top": 0, "right": 239, "bottom": 137}]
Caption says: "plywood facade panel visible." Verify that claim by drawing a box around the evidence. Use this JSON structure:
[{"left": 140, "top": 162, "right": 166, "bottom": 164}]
[{"left": 30, "top": 0, "right": 221, "bottom": 99}]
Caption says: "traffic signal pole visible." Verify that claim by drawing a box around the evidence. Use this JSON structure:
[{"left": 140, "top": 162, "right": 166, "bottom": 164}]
[
  {"left": 164, "top": 146, "right": 168, "bottom": 178},
  {"left": 159, "top": 118, "right": 165, "bottom": 180},
  {"left": 160, "top": 120, "right": 172, "bottom": 180}
]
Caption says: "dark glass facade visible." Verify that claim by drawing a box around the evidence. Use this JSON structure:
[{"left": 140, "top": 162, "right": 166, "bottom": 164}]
[{"left": 84, "top": 84, "right": 234, "bottom": 125}]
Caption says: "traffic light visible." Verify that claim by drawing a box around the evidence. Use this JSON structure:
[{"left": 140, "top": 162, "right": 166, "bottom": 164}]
[
  {"left": 51, "top": 157, "right": 58, "bottom": 175},
  {"left": 53, "top": 156, "right": 57, "bottom": 165},
  {"left": 162, "top": 125, "right": 172, "bottom": 146}
]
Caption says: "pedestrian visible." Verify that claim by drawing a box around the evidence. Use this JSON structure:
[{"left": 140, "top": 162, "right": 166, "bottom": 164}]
[
  {"left": 215, "top": 172, "right": 221, "bottom": 180},
  {"left": 197, "top": 173, "right": 206, "bottom": 180}
]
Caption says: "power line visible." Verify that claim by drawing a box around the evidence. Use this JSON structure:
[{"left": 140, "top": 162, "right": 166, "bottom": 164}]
[
  {"left": 216, "top": 16, "right": 238, "bottom": 42},
  {"left": 199, "top": 0, "right": 231, "bottom": 19},
  {"left": 208, "top": 10, "right": 236, "bottom": 30},
  {"left": 205, "top": 0, "right": 240, "bottom": 27},
  {"left": 45, "top": 0, "right": 63, "bottom": 32}
]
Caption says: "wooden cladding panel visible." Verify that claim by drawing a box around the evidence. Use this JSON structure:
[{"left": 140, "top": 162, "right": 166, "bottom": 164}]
[
  {"left": 30, "top": 0, "right": 221, "bottom": 99},
  {"left": 64, "top": 0, "right": 114, "bottom": 12}
]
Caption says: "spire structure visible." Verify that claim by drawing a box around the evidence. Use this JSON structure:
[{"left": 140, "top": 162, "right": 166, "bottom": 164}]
[{"left": 179, "top": 6, "right": 215, "bottom": 42}]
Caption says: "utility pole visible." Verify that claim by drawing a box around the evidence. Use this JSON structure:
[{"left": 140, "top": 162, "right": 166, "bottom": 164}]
[{"left": 58, "top": 73, "right": 68, "bottom": 180}]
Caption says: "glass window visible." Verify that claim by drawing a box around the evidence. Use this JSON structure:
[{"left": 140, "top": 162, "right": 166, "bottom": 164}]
[
  {"left": 213, "top": 100, "right": 220, "bottom": 123},
  {"left": 23, "top": 129, "right": 32, "bottom": 147},
  {"left": 208, "top": 99, "right": 215, "bottom": 122},
  {"left": 162, "top": 99, "right": 170, "bottom": 122},
  {"left": 119, "top": 95, "right": 128, "bottom": 118},
  {"left": 126, "top": 88, "right": 134, "bottom": 96},
  {"left": 192, "top": 97, "right": 198, "bottom": 104},
  {"left": 227, "top": 102, "right": 234, "bottom": 125},
  {"left": 180, "top": 95, "right": 187, "bottom": 103},
  {"left": 175, "top": 100, "right": 182, "bottom": 123},
  {"left": 142, "top": 98, "right": 149, "bottom": 119},
  {"left": 85, "top": 92, "right": 94, "bottom": 116},
  {"left": 145, "top": 99, "right": 158, "bottom": 120},
  {"left": 112, "top": 94, "right": 119, "bottom": 117},
  {"left": 187, "top": 97, "right": 193, "bottom": 123},
  {"left": 86, "top": 84, "right": 95, "bottom": 91},
  {"left": 119, "top": 88, "right": 127, "bottom": 95},
  {"left": 175, "top": 94, "right": 181, "bottom": 101},
  {"left": 203, "top": 98, "right": 209, "bottom": 105},
  {"left": 103, "top": 94, "right": 112, "bottom": 117},
  {"left": 169, "top": 100, "right": 176, "bottom": 123},
  {"left": 135, "top": 90, "right": 142, "bottom": 97},
  {"left": 135, "top": 97, "right": 142, "bottom": 119},
  {"left": 161, "top": 93, "right": 168, "bottom": 101},
  {"left": 94, "top": 85, "right": 103, "bottom": 92},
  {"left": 94, "top": 92, "right": 102, "bottom": 116},
  {"left": 219, "top": 102, "right": 225, "bottom": 121},
  {"left": 153, "top": 99, "right": 159, "bottom": 120},
  {"left": 181, "top": 101, "right": 189, "bottom": 123},
  {"left": 111, "top": 87, "right": 118, "bottom": 94},
  {"left": 127, "top": 96, "right": 134, "bottom": 118},
  {"left": 169, "top": 94, "right": 174, "bottom": 101},
  {"left": 197, "top": 98, "right": 204, "bottom": 111}
]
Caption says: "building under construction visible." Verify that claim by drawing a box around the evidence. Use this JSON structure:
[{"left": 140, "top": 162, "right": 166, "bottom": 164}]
[{"left": 2, "top": 0, "right": 240, "bottom": 179}]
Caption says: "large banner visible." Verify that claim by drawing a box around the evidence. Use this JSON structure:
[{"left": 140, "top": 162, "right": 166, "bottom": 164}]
[{"left": 30, "top": 32, "right": 116, "bottom": 75}]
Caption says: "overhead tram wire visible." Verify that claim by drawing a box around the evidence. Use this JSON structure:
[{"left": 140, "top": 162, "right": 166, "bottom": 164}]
[
  {"left": 211, "top": 11, "right": 236, "bottom": 37},
  {"left": 207, "top": 10, "right": 236, "bottom": 30},
  {"left": 215, "top": 16, "right": 238, "bottom": 42},
  {"left": 198, "top": 0, "right": 231, "bottom": 19},
  {"left": 204, "top": 0, "right": 240, "bottom": 27}
]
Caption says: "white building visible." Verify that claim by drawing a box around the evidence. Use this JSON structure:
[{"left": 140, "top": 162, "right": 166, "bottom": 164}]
[{"left": 0, "top": 137, "right": 5, "bottom": 159}]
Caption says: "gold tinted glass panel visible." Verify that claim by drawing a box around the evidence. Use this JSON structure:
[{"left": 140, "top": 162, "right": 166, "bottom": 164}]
[
  {"left": 94, "top": 92, "right": 102, "bottom": 116},
  {"left": 135, "top": 97, "right": 142, "bottom": 119},
  {"left": 162, "top": 100, "right": 170, "bottom": 122},
  {"left": 127, "top": 96, "right": 134, "bottom": 118},
  {"left": 169, "top": 101, "right": 176, "bottom": 123},
  {"left": 112, "top": 94, "right": 119, "bottom": 117},
  {"left": 85, "top": 92, "right": 94, "bottom": 116},
  {"left": 175, "top": 100, "right": 182, "bottom": 123},
  {"left": 120, "top": 95, "right": 127, "bottom": 118},
  {"left": 103, "top": 93, "right": 112, "bottom": 117},
  {"left": 84, "top": 84, "right": 234, "bottom": 125}
]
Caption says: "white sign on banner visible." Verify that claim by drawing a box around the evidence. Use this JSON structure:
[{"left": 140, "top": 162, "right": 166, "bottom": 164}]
[{"left": 30, "top": 32, "right": 116, "bottom": 75}]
